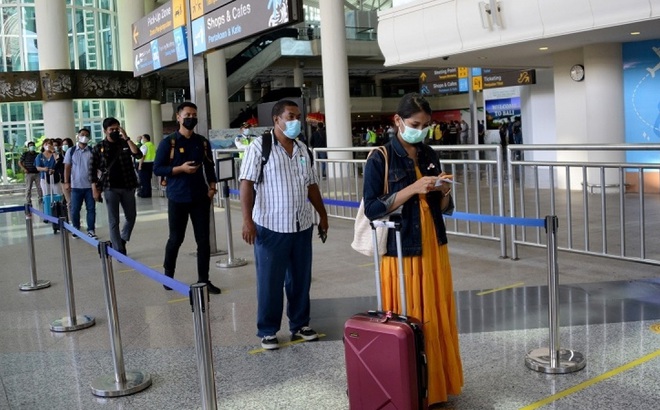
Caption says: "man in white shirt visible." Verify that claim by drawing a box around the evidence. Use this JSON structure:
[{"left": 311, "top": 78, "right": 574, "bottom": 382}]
[
  {"left": 63, "top": 129, "right": 96, "bottom": 238},
  {"left": 238, "top": 100, "right": 329, "bottom": 350}
]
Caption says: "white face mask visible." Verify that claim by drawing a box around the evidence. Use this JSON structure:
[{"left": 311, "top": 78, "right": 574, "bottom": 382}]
[
  {"left": 78, "top": 135, "right": 89, "bottom": 144},
  {"left": 242, "top": 128, "right": 250, "bottom": 136}
]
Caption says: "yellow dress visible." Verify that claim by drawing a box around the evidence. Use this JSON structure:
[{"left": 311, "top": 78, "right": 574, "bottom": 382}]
[{"left": 380, "top": 169, "right": 464, "bottom": 405}]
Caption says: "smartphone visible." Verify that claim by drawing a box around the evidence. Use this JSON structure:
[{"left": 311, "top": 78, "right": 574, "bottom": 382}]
[{"left": 435, "top": 177, "right": 460, "bottom": 186}]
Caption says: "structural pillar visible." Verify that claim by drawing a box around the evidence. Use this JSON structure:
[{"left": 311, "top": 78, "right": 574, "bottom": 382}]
[
  {"left": 34, "top": 0, "right": 74, "bottom": 137},
  {"left": 319, "top": 0, "right": 353, "bottom": 155},
  {"left": 293, "top": 60, "right": 304, "bottom": 87},
  {"left": 207, "top": 49, "right": 230, "bottom": 130},
  {"left": 244, "top": 82, "right": 254, "bottom": 103},
  {"left": 117, "top": 0, "right": 153, "bottom": 139}
]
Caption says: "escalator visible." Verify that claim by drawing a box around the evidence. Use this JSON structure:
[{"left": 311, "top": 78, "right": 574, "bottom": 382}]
[{"left": 225, "top": 27, "right": 299, "bottom": 98}]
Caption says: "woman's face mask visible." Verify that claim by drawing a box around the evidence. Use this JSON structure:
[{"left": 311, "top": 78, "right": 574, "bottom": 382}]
[{"left": 398, "top": 121, "right": 429, "bottom": 144}]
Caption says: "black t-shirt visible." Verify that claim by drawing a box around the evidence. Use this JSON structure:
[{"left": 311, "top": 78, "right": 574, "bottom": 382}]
[{"left": 20, "top": 151, "right": 39, "bottom": 173}]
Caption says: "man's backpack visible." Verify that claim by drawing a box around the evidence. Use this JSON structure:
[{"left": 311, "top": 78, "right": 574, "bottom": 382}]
[
  {"left": 160, "top": 133, "right": 211, "bottom": 187},
  {"left": 257, "top": 130, "right": 314, "bottom": 184}
]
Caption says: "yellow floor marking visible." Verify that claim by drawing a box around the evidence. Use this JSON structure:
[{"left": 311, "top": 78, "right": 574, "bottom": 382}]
[
  {"left": 358, "top": 262, "right": 374, "bottom": 268},
  {"left": 520, "top": 348, "right": 660, "bottom": 410},
  {"left": 477, "top": 282, "right": 525, "bottom": 296},
  {"left": 167, "top": 297, "right": 189, "bottom": 304},
  {"left": 248, "top": 333, "right": 327, "bottom": 355}
]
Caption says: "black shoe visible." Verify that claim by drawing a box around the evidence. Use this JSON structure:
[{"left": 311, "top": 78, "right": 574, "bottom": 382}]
[
  {"left": 202, "top": 281, "right": 221, "bottom": 294},
  {"left": 163, "top": 271, "right": 174, "bottom": 290}
]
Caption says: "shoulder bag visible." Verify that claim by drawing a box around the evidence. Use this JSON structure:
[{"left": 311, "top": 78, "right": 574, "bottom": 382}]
[{"left": 351, "top": 146, "right": 389, "bottom": 257}]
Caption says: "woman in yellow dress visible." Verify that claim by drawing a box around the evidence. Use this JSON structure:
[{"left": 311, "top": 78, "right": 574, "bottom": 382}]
[{"left": 363, "top": 93, "right": 463, "bottom": 406}]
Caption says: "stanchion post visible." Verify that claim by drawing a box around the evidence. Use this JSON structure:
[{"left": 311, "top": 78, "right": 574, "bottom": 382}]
[
  {"left": 50, "top": 217, "right": 95, "bottom": 332},
  {"left": 19, "top": 203, "right": 50, "bottom": 291},
  {"left": 216, "top": 181, "right": 247, "bottom": 268},
  {"left": 525, "top": 215, "right": 586, "bottom": 374},
  {"left": 190, "top": 283, "right": 218, "bottom": 409},
  {"left": 208, "top": 200, "right": 227, "bottom": 257},
  {"left": 91, "top": 241, "right": 151, "bottom": 397}
]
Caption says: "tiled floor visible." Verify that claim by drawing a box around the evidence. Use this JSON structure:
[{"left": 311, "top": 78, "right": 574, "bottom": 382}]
[{"left": 1, "top": 192, "right": 660, "bottom": 409}]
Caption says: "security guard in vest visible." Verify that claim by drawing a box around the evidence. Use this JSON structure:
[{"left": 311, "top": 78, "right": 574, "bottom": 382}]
[{"left": 137, "top": 134, "right": 156, "bottom": 198}]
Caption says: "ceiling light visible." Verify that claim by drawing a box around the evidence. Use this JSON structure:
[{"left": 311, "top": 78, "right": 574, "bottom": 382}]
[
  {"left": 539, "top": 47, "right": 549, "bottom": 51},
  {"left": 478, "top": 56, "right": 488, "bottom": 60},
  {"left": 630, "top": 31, "right": 641, "bottom": 36}
]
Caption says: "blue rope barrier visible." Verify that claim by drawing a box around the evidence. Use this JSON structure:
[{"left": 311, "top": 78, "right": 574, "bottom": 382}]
[
  {"left": 228, "top": 189, "right": 545, "bottom": 227},
  {"left": 0, "top": 205, "right": 23, "bottom": 214}
]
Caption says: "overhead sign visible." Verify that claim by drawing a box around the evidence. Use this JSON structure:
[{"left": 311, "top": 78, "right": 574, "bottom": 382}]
[
  {"left": 190, "top": 0, "right": 234, "bottom": 21},
  {"left": 482, "top": 69, "right": 536, "bottom": 89},
  {"left": 420, "top": 67, "right": 535, "bottom": 94},
  {"left": 132, "top": 0, "right": 186, "bottom": 50},
  {"left": 133, "top": 26, "right": 188, "bottom": 77},
  {"left": 419, "top": 67, "right": 469, "bottom": 95},
  {"left": 191, "top": 0, "right": 302, "bottom": 55}
]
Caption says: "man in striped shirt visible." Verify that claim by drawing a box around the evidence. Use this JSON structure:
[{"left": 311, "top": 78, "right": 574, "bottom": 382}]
[{"left": 239, "top": 100, "right": 329, "bottom": 350}]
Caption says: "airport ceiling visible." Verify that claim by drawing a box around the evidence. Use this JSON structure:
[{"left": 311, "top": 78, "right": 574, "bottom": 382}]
[{"left": 151, "top": 1, "right": 660, "bottom": 90}]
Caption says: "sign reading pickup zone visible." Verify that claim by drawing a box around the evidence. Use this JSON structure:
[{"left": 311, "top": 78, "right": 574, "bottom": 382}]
[
  {"left": 132, "top": 0, "right": 185, "bottom": 50},
  {"left": 192, "top": 0, "right": 302, "bottom": 55},
  {"left": 134, "top": 26, "right": 188, "bottom": 77}
]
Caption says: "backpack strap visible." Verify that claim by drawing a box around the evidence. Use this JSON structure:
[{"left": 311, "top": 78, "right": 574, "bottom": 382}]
[
  {"left": 257, "top": 130, "right": 273, "bottom": 184},
  {"left": 168, "top": 134, "right": 176, "bottom": 164},
  {"left": 256, "top": 130, "right": 315, "bottom": 184}
]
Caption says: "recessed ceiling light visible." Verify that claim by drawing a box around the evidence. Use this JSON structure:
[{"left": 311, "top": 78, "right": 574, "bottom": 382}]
[
  {"left": 630, "top": 31, "right": 641, "bottom": 36},
  {"left": 539, "top": 47, "right": 549, "bottom": 51}
]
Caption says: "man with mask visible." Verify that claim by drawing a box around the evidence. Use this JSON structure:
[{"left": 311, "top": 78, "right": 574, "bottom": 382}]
[
  {"left": 90, "top": 118, "right": 142, "bottom": 254},
  {"left": 153, "top": 102, "right": 220, "bottom": 294},
  {"left": 238, "top": 99, "right": 329, "bottom": 350},
  {"left": 63, "top": 128, "right": 97, "bottom": 238},
  {"left": 19, "top": 141, "right": 42, "bottom": 206}
]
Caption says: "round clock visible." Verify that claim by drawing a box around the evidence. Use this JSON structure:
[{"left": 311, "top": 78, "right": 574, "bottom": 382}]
[{"left": 570, "top": 64, "right": 585, "bottom": 81}]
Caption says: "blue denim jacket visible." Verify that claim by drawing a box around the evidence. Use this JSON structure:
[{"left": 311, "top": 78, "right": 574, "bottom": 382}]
[{"left": 363, "top": 136, "right": 453, "bottom": 256}]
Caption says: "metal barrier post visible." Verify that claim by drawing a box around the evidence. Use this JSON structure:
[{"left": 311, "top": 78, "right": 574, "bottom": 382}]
[
  {"left": 216, "top": 181, "right": 247, "bottom": 268},
  {"left": 190, "top": 283, "right": 218, "bottom": 409},
  {"left": 208, "top": 202, "right": 227, "bottom": 257},
  {"left": 19, "top": 203, "right": 51, "bottom": 291},
  {"left": 525, "top": 216, "right": 586, "bottom": 374},
  {"left": 91, "top": 241, "right": 151, "bottom": 397},
  {"left": 50, "top": 217, "right": 95, "bottom": 332}
]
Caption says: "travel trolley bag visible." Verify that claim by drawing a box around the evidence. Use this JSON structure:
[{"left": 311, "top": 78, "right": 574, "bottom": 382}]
[
  {"left": 344, "top": 218, "right": 428, "bottom": 409},
  {"left": 43, "top": 174, "right": 67, "bottom": 233}
]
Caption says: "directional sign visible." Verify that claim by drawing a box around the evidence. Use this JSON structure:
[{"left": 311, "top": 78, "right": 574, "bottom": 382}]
[
  {"left": 419, "top": 67, "right": 469, "bottom": 95},
  {"left": 132, "top": 0, "right": 186, "bottom": 50},
  {"left": 482, "top": 69, "right": 536, "bottom": 89},
  {"left": 191, "top": 0, "right": 302, "bottom": 55},
  {"left": 190, "top": 0, "right": 234, "bottom": 20},
  {"left": 133, "top": 26, "right": 188, "bottom": 77}
]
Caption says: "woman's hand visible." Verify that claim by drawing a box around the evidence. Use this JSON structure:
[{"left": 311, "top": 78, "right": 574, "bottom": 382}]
[{"left": 411, "top": 176, "right": 441, "bottom": 195}]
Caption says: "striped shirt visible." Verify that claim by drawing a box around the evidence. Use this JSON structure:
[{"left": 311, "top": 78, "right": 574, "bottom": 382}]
[
  {"left": 63, "top": 145, "right": 93, "bottom": 189},
  {"left": 239, "top": 134, "right": 319, "bottom": 233}
]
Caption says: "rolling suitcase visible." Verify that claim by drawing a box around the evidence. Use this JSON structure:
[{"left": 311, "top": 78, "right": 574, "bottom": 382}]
[
  {"left": 344, "top": 219, "right": 428, "bottom": 409},
  {"left": 43, "top": 174, "right": 67, "bottom": 233}
]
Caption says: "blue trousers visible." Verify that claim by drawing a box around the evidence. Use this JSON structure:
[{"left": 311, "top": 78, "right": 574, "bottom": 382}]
[
  {"left": 70, "top": 188, "right": 95, "bottom": 232},
  {"left": 254, "top": 225, "right": 313, "bottom": 338}
]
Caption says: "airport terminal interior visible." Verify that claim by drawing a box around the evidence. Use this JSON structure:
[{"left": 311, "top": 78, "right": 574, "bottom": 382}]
[
  {"left": 2, "top": 192, "right": 660, "bottom": 409},
  {"left": 3, "top": 0, "right": 660, "bottom": 409}
]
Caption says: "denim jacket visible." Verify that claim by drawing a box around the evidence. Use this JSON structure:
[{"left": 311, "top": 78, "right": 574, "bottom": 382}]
[{"left": 363, "top": 136, "right": 454, "bottom": 256}]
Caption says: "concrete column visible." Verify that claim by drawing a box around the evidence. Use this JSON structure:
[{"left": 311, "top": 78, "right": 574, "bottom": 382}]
[
  {"left": 374, "top": 77, "right": 382, "bottom": 97},
  {"left": 244, "top": 82, "right": 254, "bottom": 103},
  {"left": 35, "top": 0, "right": 74, "bottom": 137},
  {"left": 319, "top": 0, "right": 352, "bottom": 153},
  {"left": 117, "top": 0, "right": 153, "bottom": 138},
  {"left": 144, "top": 0, "right": 157, "bottom": 13},
  {"left": 207, "top": 48, "right": 230, "bottom": 130},
  {"left": 293, "top": 60, "right": 304, "bottom": 87},
  {"left": 152, "top": 101, "right": 164, "bottom": 144}
]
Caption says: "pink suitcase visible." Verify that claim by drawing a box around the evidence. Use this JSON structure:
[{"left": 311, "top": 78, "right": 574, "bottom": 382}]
[{"left": 344, "top": 219, "right": 428, "bottom": 409}]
